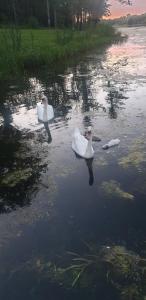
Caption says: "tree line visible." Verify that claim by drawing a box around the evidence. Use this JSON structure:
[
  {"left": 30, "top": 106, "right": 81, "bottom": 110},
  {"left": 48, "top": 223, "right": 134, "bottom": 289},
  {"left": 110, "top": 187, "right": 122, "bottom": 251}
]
[
  {"left": 0, "top": 0, "right": 132, "bottom": 28},
  {"left": 106, "top": 13, "right": 146, "bottom": 26}
]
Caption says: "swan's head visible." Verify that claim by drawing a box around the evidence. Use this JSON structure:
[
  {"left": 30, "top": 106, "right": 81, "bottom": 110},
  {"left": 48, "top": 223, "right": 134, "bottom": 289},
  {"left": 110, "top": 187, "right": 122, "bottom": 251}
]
[
  {"left": 41, "top": 95, "right": 48, "bottom": 105},
  {"left": 87, "top": 126, "right": 92, "bottom": 134},
  {"left": 85, "top": 126, "right": 93, "bottom": 140}
]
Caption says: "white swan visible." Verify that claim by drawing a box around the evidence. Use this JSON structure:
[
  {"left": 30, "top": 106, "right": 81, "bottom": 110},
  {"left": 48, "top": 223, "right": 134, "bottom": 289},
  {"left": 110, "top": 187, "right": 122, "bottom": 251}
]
[
  {"left": 37, "top": 96, "right": 54, "bottom": 122},
  {"left": 72, "top": 127, "right": 94, "bottom": 159}
]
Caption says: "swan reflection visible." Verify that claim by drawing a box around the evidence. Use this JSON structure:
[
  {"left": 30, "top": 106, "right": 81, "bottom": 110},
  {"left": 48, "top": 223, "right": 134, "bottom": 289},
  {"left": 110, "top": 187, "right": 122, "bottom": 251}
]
[
  {"left": 85, "top": 158, "right": 94, "bottom": 186},
  {"left": 74, "top": 152, "right": 94, "bottom": 186},
  {"left": 43, "top": 122, "right": 52, "bottom": 143}
]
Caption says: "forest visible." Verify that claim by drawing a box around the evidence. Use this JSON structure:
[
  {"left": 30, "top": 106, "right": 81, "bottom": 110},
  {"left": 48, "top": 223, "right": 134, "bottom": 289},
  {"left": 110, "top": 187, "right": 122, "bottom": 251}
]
[
  {"left": 0, "top": 0, "right": 131, "bottom": 28},
  {"left": 106, "top": 12, "right": 146, "bottom": 26}
]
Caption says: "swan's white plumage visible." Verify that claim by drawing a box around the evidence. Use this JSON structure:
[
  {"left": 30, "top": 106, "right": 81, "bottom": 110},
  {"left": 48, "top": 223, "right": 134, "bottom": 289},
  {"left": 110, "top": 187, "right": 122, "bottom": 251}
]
[
  {"left": 72, "top": 128, "right": 94, "bottom": 159},
  {"left": 37, "top": 102, "right": 54, "bottom": 122}
]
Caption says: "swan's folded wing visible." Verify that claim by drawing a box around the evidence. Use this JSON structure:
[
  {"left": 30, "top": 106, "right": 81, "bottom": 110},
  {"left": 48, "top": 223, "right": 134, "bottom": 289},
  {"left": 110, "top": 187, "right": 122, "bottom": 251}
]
[
  {"left": 47, "top": 105, "right": 54, "bottom": 121},
  {"left": 72, "top": 134, "right": 88, "bottom": 157}
]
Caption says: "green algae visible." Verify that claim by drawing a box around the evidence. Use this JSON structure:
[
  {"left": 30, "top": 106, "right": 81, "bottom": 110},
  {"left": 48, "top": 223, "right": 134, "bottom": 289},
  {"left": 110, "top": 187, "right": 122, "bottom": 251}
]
[
  {"left": 101, "top": 180, "right": 134, "bottom": 201},
  {"left": 94, "top": 157, "right": 108, "bottom": 167},
  {"left": 119, "top": 137, "right": 146, "bottom": 169},
  {"left": 130, "top": 138, "right": 146, "bottom": 151},
  {"left": 118, "top": 151, "right": 145, "bottom": 169}
]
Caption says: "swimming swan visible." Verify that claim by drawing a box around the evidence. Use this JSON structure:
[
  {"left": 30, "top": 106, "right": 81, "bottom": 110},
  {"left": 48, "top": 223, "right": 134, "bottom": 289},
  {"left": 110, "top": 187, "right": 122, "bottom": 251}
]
[
  {"left": 37, "top": 96, "right": 54, "bottom": 123},
  {"left": 72, "top": 127, "right": 94, "bottom": 159}
]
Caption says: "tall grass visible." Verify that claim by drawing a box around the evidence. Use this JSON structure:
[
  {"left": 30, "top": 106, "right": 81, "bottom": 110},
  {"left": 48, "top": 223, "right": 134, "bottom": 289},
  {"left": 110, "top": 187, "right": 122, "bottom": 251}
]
[{"left": 0, "top": 24, "right": 122, "bottom": 79}]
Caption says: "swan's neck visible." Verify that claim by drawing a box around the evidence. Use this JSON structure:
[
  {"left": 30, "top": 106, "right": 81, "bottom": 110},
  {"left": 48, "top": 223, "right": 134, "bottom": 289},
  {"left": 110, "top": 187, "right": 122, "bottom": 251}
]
[
  {"left": 85, "top": 134, "right": 93, "bottom": 157},
  {"left": 43, "top": 103, "right": 48, "bottom": 121}
]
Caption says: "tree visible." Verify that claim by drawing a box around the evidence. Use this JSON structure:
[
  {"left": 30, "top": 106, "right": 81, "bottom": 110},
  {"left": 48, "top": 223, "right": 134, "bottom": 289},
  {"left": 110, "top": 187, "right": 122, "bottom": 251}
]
[{"left": 0, "top": 0, "right": 133, "bottom": 28}]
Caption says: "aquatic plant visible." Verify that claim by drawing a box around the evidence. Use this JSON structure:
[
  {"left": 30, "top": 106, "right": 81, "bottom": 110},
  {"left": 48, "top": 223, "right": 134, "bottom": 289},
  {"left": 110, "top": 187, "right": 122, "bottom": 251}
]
[
  {"left": 94, "top": 157, "right": 108, "bottom": 167},
  {"left": 119, "top": 138, "right": 146, "bottom": 169},
  {"left": 120, "top": 285, "right": 142, "bottom": 300},
  {"left": 119, "top": 151, "right": 145, "bottom": 169},
  {"left": 37, "top": 244, "right": 146, "bottom": 300},
  {"left": 100, "top": 180, "right": 134, "bottom": 201}
]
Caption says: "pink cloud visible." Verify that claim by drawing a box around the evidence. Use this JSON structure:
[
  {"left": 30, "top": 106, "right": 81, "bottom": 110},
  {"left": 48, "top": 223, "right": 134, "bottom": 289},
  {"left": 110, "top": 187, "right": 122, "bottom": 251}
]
[{"left": 108, "top": 0, "right": 146, "bottom": 18}]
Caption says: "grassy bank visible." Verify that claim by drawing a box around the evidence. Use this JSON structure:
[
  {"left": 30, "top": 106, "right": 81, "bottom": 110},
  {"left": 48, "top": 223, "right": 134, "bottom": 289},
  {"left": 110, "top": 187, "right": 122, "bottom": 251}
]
[{"left": 0, "top": 24, "right": 122, "bottom": 79}]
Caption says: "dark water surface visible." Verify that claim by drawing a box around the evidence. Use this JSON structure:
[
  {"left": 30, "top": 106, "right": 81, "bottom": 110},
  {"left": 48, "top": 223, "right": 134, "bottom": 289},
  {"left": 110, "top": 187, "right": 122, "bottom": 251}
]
[{"left": 0, "top": 27, "right": 146, "bottom": 299}]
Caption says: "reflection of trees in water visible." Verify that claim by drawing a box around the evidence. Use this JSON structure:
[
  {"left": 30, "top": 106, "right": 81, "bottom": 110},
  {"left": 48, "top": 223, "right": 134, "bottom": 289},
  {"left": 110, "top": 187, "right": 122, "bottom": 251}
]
[
  {"left": 43, "top": 122, "right": 52, "bottom": 143},
  {"left": 0, "top": 126, "right": 49, "bottom": 214},
  {"left": 0, "top": 61, "right": 105, "bottom": 127},
  {"left": 0, "top": 126, "right": 21, "bottom": 176},
  {"left": 0, "top": 78, "right": 31, "bottom": 125},
  {"left": 0, "top": 46, "right": 129, "bottom": 129},
  {"left": 83, "top": 115, "right": 93, "bottom": 129},
  {"left": 0, "top": 102, "right": 13, "bottom": 126},
  {"left": 74, "top": 151, "right": 94, "bottom": 186},
  {"left": 106, "top": 85, "right": 128, "bottom": 119},
  {"left": 35, "top": 61, "right": 108, "bottom": 116}
]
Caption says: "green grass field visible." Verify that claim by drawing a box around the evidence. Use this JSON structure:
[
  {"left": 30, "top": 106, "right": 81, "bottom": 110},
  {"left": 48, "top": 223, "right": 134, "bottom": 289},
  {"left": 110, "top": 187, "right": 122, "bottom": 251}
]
[{"left": 0, "top": 25, "right": 121, "bottom": 79}]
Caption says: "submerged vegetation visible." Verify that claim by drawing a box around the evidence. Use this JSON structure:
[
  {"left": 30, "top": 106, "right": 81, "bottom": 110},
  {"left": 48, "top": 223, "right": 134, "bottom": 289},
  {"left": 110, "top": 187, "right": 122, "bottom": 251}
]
[
  {"left": 100, "top": 180, "right": 134, "bottom": 201},
  {"left": 119, "top": 151, "right": 145, "bottom": 169},
  {"left": 0, "top": 24, "right": 122, "bottom": 79},
  {"left": 32, "top": 244, "right": 146, "bottom": 300},
  {"left": 118, "top": 138, "right": 146, "bottom": 169}
]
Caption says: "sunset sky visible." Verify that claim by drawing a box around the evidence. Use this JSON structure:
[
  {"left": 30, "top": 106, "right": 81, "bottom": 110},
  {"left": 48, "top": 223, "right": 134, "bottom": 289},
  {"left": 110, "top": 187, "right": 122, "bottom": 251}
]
[{"left": 109, "top": 0, "right": 146, "bottom": 19}]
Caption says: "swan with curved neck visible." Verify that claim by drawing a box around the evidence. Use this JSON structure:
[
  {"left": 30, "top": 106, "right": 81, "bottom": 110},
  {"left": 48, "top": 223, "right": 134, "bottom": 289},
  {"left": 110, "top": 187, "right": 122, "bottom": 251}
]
[
  {"left": 37, "top": 95, "right": 54, "bottom": 123},
  {"left": 42, "top": 96, "right": 48, "bottom": 122},
  {"left": 72, "top": 127, "right": 94, "bottom": 159}
]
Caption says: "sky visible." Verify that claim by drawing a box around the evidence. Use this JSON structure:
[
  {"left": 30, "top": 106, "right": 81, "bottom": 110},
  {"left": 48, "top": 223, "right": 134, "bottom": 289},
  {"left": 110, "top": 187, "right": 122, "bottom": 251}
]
[{"left": 108, "top": 0, "right": 146, "bottom": 19}]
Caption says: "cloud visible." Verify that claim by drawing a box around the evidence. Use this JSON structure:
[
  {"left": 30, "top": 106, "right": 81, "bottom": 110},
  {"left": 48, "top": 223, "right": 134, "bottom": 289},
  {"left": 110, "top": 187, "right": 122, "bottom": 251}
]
[{"left": 109, "top": 0, "right": 146, "bottom": 18}]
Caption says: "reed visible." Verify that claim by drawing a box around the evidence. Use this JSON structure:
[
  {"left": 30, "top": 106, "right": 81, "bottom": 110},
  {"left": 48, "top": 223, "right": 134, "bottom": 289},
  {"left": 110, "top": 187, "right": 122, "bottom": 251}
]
[{"left": 0, "top": 24, "right": 122, "bottom": 79}]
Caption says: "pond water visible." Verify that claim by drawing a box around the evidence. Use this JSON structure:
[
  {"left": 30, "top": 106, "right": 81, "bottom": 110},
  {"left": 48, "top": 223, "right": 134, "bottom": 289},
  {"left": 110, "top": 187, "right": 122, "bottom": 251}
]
[{"left": 0, "top": 26, "right": 146, "bottom": 299}]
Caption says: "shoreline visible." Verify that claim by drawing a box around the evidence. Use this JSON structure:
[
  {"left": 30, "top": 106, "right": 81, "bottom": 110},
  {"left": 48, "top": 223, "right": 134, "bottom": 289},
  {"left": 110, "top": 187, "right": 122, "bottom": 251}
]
[{"left": 0, "top": 24, "right": 123, "bottom": 80}]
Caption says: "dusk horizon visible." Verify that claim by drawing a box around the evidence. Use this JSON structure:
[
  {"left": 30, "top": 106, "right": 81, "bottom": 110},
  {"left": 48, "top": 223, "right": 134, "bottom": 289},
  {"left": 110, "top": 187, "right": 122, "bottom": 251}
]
[{"left": 108, "top": 0, "right": 146, "bottom": 19}]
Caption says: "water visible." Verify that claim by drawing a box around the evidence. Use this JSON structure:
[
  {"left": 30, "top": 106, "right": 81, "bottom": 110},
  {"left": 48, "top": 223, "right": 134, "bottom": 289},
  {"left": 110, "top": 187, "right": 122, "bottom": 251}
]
[{"left": 0, "top": 27, "right": 146, "bottom": 299}]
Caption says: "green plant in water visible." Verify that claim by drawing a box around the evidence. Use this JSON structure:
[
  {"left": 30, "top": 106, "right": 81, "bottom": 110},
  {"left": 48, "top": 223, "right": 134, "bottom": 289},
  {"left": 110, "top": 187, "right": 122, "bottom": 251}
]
[
  {"left": 100, "top": 180, "right": 134, "bottom": 201},
  {"left": 94, "top": 157, "right": 108, "bottom": 167},
  {"left": 42, "top": 244, "right": 146, "bottom": 300},
  {"left": 120, "top": 284, "right": 142, "bottom": 300},
  {"left": 119, "top": 152, "right": 145, "bottom": 169},
  {"left": 119, "top": 137, "right": 146, "bottom": 169}
]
